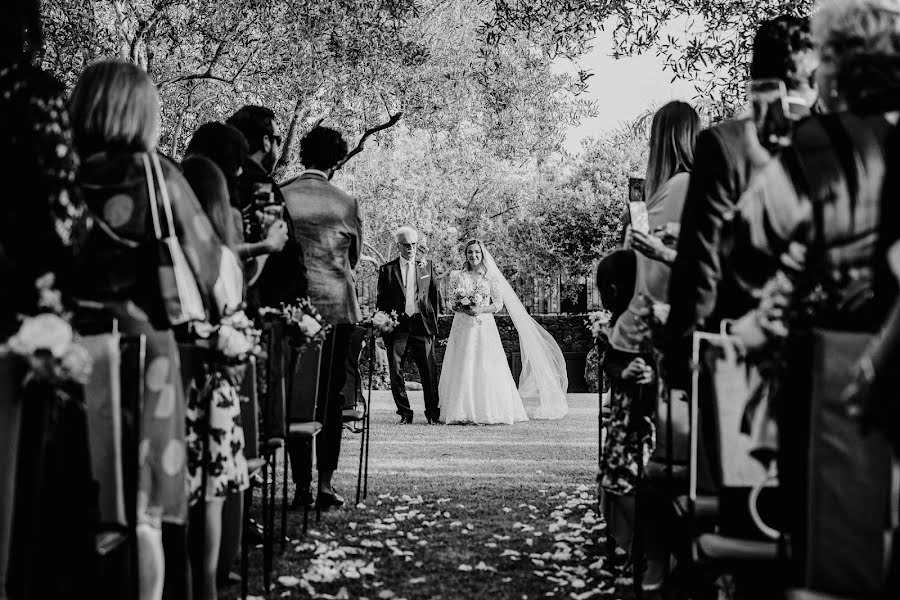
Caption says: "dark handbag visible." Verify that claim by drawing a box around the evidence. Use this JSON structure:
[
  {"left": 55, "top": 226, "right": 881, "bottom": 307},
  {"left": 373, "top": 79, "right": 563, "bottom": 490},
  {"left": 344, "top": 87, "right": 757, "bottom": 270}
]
[{"left": 141, "top": 153, "right": 206, "bottom": 326}]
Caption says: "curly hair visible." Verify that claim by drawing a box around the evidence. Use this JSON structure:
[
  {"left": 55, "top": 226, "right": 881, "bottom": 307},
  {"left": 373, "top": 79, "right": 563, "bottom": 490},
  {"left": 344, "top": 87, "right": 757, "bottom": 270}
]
[
  {"left": 299, "top": 126, "right": 349, "bottom": 171},
  {"left": 750, "top": 15, "right": 816, "bottom": 91},
  {"left": 813, "top": 0, "right": 900, "bottom": 111}
]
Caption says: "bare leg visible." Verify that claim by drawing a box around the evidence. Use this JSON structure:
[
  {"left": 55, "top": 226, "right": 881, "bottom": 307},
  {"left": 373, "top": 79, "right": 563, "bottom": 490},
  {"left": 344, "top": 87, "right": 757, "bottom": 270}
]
[
  {"left": 200, "top": 499, "right": 225, "bottom": 600},
  {"left": 137, "top": 523, "right": 165, "bottom": 600}
]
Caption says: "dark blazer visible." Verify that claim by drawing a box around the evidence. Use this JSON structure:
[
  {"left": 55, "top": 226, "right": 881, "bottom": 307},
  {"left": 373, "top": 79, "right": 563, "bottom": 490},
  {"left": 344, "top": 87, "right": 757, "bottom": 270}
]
[
  {"left": 376, "top": 258, "right": 441, "bottom": 337},
  {"left": 663, "top": 103, "right": 811, "bottom": 389},
  {"left": 282, "top": 170, "right": 363, "bottom": 324},
  {"left": 239, "top": 157, "right": 307, "bottom": 310}
]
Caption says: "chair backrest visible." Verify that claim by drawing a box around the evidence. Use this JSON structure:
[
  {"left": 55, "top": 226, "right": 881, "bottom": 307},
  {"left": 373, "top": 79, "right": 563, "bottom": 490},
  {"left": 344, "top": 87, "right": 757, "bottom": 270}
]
[
  {"left": 690, "top": 332, "right": 777, "bottom": 538},
  {"left": 261, "top": 318, "right": 288, "bottom": 438},
  {"left": 238, "top": 356, "right": 259, "bottom": 460},
  {"left": 287, "top": 344, "right": 322, "bottom": 424},
  {"left": 118, "top": 334, "right": 146, "bottom": 600},
  {"left": 340, "top": 325, "right": 367, "bottom": 409},
  {"left": 795, "top": 329, "right": 892, "bottom": 596}
]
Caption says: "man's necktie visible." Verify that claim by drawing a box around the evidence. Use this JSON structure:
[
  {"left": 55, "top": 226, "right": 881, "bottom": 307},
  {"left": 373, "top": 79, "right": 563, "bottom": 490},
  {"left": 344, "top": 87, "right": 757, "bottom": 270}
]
[{"left": 405, "top": 260, "right": 416, "bottom": 317}]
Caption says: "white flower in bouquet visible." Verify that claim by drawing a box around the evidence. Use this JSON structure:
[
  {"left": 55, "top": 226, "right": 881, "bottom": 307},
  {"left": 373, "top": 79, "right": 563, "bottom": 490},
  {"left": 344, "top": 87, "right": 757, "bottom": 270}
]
[
  {"left": 652, "top": 302, "right": 671, "bottom": 325},
  {"left": 60, "top": 343, "right": 93, "bottom": 384},
  {"left": 371, "top": 311, "right": 390, "bottom": 329},
  {"left": 298, "top": 314, "right": 323, "bottom": 338},
  {"left": 8, "top": 313, "right": 74, "bottom": 358},
  {"left": 217, "top": 324, "right": 253, "bottom": 358},
  {"left": 586, "top": 310, "right": 613, "bottom": 340}
]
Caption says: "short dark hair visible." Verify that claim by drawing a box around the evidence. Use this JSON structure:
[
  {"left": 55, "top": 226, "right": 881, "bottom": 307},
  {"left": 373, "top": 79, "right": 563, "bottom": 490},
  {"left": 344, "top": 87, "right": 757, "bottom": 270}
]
[
  {"left": 226, "top": 105, "right": 276, "bottom": 154},
  {"left": 750, "top": 15, "right": 816, "bottom": 91},
  {"left": 300, "top": 126, "right": 349, "bottom": 171},
  {"left": 595, "top": 249, "right": 636, "bottom": 321}
]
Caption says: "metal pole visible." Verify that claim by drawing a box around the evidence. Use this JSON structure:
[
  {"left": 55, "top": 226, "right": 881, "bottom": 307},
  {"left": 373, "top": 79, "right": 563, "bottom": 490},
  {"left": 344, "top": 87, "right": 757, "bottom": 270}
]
[{"left": 363, "top": 331, "right": 375, "bottom": 499}]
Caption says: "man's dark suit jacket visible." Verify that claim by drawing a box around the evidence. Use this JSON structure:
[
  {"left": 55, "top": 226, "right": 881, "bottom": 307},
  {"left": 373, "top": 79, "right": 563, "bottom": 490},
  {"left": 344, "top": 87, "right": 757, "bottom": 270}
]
[
  {"left": 237, "top": 157, "right": 308, "bottom": 310},
  {"left": 376, "top": 258, "right": 441, "bottom": 337},
  {"left": 663, "top": 102, "right": 812, "bottom": 389}
]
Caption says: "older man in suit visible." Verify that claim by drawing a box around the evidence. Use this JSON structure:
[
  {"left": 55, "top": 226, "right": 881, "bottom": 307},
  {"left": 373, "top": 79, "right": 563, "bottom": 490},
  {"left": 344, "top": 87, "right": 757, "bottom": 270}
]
[
  {"left": 282, "top": 126, "right": 363, "bottom": 510},
  {"left": 376, "top": 227, "right": 442, "bottom": 424}
]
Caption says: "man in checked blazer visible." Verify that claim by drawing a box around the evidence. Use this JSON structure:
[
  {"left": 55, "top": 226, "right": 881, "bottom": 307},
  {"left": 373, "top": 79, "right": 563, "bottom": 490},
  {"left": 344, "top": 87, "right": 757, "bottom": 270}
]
[{"left": 376, "top": 226, "right": 442, "bottom": 424}]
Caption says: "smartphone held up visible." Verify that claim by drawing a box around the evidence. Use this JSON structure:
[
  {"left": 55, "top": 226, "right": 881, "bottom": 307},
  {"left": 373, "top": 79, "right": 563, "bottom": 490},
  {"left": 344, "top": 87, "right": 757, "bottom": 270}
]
[
  {"left": 749, "top": 79, "right": 792, "bottom": 151},
  {"left": 627, "top": 176, "right": 649, "bottom": 234}
]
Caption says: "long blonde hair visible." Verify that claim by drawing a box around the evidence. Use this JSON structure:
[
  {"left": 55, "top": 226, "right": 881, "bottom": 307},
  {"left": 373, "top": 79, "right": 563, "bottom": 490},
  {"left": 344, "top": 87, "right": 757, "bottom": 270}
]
[
  {"left": 463, "top": 239, "right": 488, "bottom": 275},
  {"left": 70, "top": 59, "right": 161, "bottom": 157},
  {"left": 643, "top": 101, "right": 701, "bottom": 201}
]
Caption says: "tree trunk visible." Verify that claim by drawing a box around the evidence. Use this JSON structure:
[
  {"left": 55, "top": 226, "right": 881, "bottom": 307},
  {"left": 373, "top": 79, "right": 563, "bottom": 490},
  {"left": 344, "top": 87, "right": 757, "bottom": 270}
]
[{"left": 273, "top": 96, "right": 307, "bottom": 181}]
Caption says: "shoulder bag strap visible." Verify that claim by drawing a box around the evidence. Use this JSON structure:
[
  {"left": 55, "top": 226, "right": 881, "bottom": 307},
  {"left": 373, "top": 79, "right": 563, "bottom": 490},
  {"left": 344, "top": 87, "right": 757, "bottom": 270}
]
[
  {"left": 141, "top": 152, "right": 164, "bottom": 241},
  {"left": 149, "top": 153, "right": 176, "bottom": 241}
]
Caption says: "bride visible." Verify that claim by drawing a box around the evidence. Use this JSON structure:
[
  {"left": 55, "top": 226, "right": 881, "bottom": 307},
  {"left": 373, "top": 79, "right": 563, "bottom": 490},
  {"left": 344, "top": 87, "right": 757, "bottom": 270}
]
[{"left": 438, "top": 239, "right": 569, "bottom": 424}]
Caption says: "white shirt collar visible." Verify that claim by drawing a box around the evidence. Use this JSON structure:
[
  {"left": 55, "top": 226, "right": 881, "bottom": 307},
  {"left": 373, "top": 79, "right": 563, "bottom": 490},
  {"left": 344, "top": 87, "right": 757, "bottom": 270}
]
[
  {"left": 300, "top": 168, "right": 330, "bottom": 179},
  {"left": 399, "top": 256, "right": 415, "bottom": 268}
]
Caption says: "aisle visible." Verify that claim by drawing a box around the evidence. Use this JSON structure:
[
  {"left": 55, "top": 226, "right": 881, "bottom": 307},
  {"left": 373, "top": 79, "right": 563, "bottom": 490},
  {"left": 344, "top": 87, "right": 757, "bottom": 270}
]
[{"left": 233, "top": 393, "right": 629, "bottom": 600}]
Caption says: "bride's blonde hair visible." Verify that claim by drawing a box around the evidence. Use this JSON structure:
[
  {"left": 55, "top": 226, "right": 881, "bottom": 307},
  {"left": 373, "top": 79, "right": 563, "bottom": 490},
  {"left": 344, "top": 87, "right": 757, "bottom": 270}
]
[{"left": 463, "top": 239, "right": 488, "bottom": 274}]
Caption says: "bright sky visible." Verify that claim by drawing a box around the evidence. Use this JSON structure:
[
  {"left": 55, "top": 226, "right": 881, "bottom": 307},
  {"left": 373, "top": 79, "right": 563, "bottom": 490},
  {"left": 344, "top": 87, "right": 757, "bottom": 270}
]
[{"left": 560, "top": 26, "right": 699, "bottom": 152}]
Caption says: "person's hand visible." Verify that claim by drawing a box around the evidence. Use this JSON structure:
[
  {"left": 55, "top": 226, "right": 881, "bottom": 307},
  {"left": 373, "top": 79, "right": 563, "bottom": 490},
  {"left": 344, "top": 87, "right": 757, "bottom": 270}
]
[
  {"left": 729, "top": 311, "right": 768, "bottom": 352},
  {"left": 264, "top": 219, "right": 288, "bottom": 253},
  {"left": 256, "top": 209, "right": 278, "bottom": 229},
  {"left": 632, "top": 230, "right": 676, "bottom": 264},
  {"left": 464, "top": 307, "right": 477, "bottom": 317},
  {"left": 756, "top": 271, "right": 793, "bottom": 339},
  {"left": 376, "top": 337, "right": 386, "bottom": 350},
  {"left": 622, "top": 358, "right": 653, "bottom": 385}
]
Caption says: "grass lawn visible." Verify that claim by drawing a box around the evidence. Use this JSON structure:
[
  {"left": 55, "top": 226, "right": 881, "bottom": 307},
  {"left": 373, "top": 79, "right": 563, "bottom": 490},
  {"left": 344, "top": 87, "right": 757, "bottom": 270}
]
[{"left": 229, "top": 392, "right": 631, "bottom": 600}]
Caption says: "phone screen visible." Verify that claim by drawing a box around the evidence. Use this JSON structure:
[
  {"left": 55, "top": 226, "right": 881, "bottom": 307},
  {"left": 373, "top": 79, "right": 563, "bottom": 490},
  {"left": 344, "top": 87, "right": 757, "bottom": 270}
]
[
  {"left": 252, "top": 182, "right": 275, "bottom": 207},
  {"left": 627, "top": 177, "right": 649, "bottom": 234},
  {"left": 748, "top": 79, "right": 791, "bottom": 151}
]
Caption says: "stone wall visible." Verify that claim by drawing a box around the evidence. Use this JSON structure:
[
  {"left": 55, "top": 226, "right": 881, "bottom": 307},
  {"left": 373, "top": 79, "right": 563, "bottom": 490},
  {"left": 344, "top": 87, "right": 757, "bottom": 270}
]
[{"left": 394, "top": 315, "right": 594, "bottom": 392}]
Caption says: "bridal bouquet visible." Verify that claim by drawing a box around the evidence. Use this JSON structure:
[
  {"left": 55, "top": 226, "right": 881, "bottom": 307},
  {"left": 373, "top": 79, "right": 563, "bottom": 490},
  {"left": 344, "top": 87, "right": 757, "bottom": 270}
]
[
  {"left": 361, "top": 310, "right": 399, "bottom": 337},
  {"left": 1, "top": 273, "right": 92, "bottom": 386},
  {"left": 194, "top": 310, "right": 262, "bottom": 364}
]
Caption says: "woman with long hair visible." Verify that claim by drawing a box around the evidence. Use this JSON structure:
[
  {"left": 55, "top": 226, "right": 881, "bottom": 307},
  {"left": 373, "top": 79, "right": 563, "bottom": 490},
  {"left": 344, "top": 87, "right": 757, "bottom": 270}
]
[
  {"left": 438, "top": 238, "right": 568, "bottom": 424},
  {"left": 601, "top": 100, "right": 701, "bottom": 592}
]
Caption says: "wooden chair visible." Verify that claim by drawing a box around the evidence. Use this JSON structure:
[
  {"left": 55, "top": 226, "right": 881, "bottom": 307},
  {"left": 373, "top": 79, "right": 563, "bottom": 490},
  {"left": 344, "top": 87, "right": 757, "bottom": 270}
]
[{"left": 343, "top": 325, "right": 371, "bottom": 505}]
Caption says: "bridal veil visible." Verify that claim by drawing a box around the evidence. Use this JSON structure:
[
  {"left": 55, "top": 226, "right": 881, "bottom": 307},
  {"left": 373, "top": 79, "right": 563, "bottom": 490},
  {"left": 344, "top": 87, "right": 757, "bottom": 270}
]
[{"left": 479, "top": 243, "right": 569, "bottom": 419}]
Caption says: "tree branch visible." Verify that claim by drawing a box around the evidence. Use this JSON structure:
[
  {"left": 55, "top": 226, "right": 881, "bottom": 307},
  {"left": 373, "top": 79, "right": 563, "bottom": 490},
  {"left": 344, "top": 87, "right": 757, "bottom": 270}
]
[{"left": 329, "top": 112, "right": 403, "bottom": 177}]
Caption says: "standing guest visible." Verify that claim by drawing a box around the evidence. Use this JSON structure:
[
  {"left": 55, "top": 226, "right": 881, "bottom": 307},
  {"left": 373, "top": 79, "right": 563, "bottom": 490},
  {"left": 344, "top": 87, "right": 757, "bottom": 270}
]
[
  {"left": 0, "top": 1, "right": 92, "bottom": 598},
  {"left": 729, "top": 0, "right": 900, "bottom": 594},
  {"left": 181, "top": 155, "right": 250, "bottom": 600},
  {"left": 376, "top": 226, "right": 442, "bottom": 424},
  {"left": 69, "top": 59, "right": 225, "bottom": 600},
  {"left": 663, "top": 14, "right": 819, "bottom": 392},
  {"left": 226, "top": 106, "right": 306, "bottom": 310},
  {"left": 602, "top": 101, "right": 701, "bottom": 592},
  {"left": 282, "top": 126, "right": 363, "bottom": 510}
]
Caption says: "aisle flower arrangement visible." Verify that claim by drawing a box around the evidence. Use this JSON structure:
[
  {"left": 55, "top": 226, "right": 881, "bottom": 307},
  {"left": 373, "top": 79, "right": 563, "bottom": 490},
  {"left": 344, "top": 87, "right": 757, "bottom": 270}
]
[
  {"left": 585, "top": 309, "right": 613, "bottom": 340},
  {"left": 261, "top": 298, "right": 331, "bottom": 349},
  {"left": 0, "top": 273, "right": 92, "bottom": 386},
  {"left": 361, "top": 310, "right": 399, "bottom": 337}
]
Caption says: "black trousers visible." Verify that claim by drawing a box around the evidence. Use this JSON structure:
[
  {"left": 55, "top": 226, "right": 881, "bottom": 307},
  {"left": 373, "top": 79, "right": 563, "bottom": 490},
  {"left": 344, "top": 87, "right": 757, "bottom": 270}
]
[
  {"left": 287, "top": 324, "right": 353, "bottom": 488},
  {"left": 384, "top": 315, "right": 439, "bottom": 420}
]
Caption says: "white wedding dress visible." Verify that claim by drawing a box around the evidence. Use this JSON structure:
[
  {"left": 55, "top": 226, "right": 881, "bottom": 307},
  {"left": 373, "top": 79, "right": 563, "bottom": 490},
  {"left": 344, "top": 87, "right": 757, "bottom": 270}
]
[
  {"left": 439, "top": 270, "right": 529, "bottom": 424},
  {"left": 439, "top": 245, "right": 569, "bottom": 424}
]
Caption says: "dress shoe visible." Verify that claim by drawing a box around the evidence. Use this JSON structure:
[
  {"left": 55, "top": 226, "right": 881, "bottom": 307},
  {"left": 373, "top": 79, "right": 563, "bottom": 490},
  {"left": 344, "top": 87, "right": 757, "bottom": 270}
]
[
  {"left": 398, "top": 414, "right": 413, "bottom": 424},
  {"left": 426, "top": 416, "right": 441, "bottom": 425},
  {"left": 316, "top": 490, "right": 345, "bottom": 512},
  {"left": 290, "top": 488, "right": 314, "bottom": 510}
]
